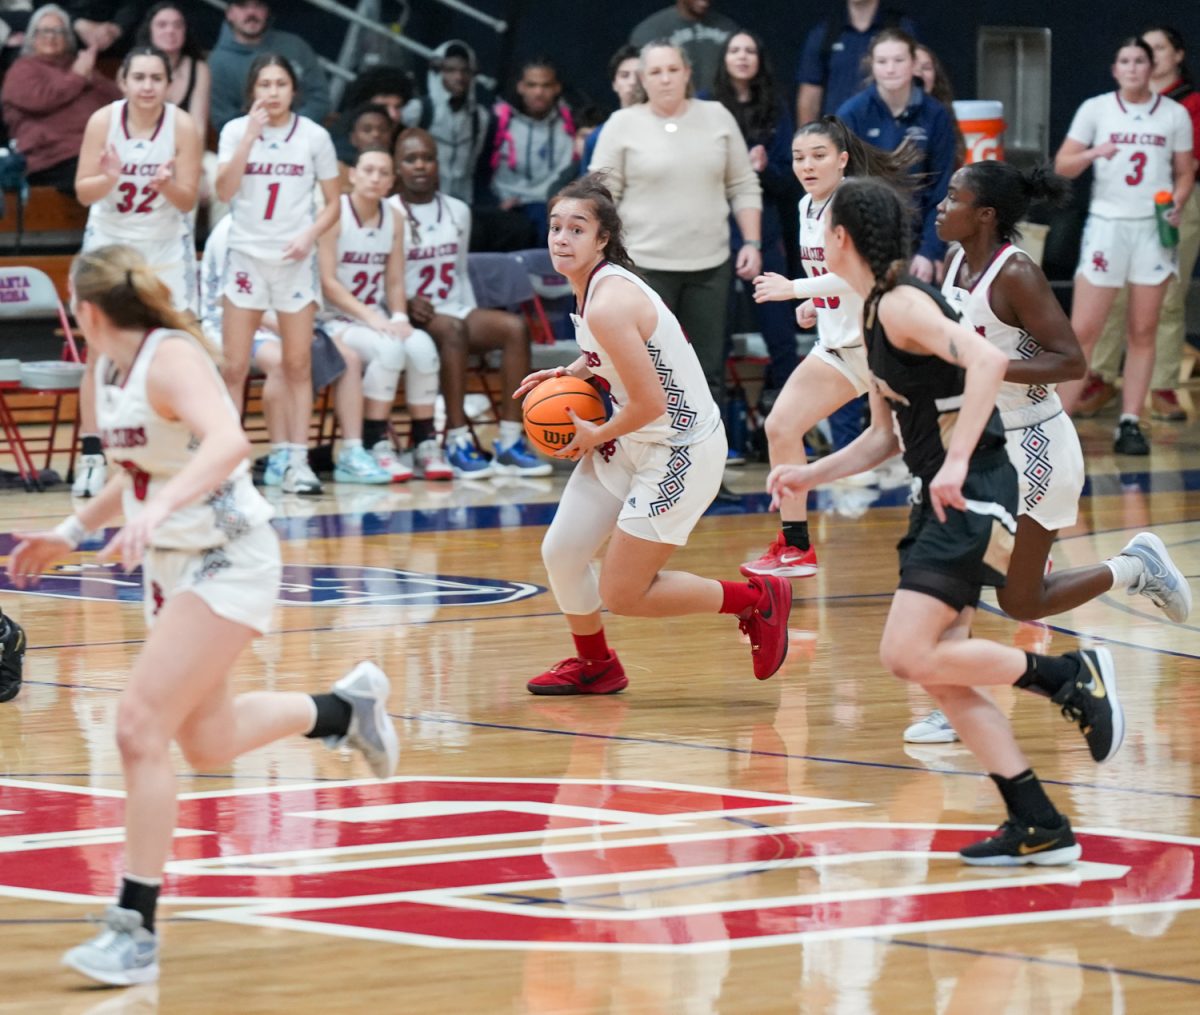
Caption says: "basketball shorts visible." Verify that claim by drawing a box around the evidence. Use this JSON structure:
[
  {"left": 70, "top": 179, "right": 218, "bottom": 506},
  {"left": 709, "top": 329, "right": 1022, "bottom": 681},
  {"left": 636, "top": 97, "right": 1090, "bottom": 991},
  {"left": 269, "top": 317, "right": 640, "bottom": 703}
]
[
  {"left": 83, "top": 225, "right": 198, "bottom": 314},
  {"left": 141, "top": 522, "right": 281, "bottom": 635},
  {"left": 897, "top": 450, "right": 1018, "bottom": 612},
  {"left": 1075, "top": 215, "right": 1178, "bottom": 288},
  {"left": 810, "top": 342, "right": 870, "bottom": 396},
  {"left": 1004, "top": 411, "right": 1085, "bottom": 531},
  {"left": 223, "top": 247, "right": 319, "bottom": 313},
  {"left": 593, "top": 425, "right": 727, "bottom": 546}
]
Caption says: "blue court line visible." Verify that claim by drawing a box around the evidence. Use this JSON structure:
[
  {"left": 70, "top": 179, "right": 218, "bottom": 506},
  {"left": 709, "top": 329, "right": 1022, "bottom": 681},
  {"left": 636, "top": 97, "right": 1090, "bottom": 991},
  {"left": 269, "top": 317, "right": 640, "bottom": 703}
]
[{"left": 882, "top": 937, "right": 1200, "bottom": 989}]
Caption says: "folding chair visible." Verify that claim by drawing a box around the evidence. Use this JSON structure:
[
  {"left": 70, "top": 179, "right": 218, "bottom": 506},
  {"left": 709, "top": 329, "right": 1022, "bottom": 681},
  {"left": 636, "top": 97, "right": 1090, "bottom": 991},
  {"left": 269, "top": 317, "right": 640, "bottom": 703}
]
[
  {"left": 0, "top": 266, "right": 83, "bottom": 490},
  {"left": 465, "top": 253, "right": 540, "bottom": 421},
  {"left": 511, "top": 248, "right": 573, "bottom": 345}
]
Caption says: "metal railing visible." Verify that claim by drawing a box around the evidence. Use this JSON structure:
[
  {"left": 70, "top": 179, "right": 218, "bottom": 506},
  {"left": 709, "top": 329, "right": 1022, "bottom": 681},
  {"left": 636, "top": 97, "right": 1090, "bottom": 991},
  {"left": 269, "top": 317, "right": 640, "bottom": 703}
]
[{"left": 196, "top": 0, "right": 500, "bottom": 94}]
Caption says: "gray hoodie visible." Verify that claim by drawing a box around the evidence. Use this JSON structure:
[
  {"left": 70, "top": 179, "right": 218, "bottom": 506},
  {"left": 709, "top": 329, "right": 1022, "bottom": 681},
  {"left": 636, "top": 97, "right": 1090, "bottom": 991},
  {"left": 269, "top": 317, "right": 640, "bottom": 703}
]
[{"left": 488, "top": 97, "right": 576, "bottom": 206}]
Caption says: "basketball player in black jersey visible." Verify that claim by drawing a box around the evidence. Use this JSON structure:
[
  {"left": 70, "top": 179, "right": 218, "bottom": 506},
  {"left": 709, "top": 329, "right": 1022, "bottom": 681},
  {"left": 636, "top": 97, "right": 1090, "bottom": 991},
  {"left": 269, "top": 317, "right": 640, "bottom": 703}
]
[{"left": 767, "top": 177, "right": 1124, "bottom": 866}]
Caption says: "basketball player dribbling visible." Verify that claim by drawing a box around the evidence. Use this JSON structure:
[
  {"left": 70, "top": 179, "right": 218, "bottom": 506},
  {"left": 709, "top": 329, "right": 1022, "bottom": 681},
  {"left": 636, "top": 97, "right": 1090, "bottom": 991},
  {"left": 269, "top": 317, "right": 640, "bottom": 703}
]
[
  {"left": 216, "top": 52, "right": 342, "bottom": 495},
  {"left": 904, "top": 160, "right": 1191, "bottom": 744},
  {"left": 745, "top": 116, "right": 916, "bottom": 578},
  {"left": 7, "top": 246, "right": 398, "bottom": 986},
  {"left": 72, "top": 44, "right": 204, "bottom": 499},
  {"left": 513, "top": 174, "right": 791, "bottom": 695},
  {"left": 1054, "top": 36, "right": 1195, "bottom": 455},
  {"left": 768, "top": 178, "right": 1125, "bottom": 866}
]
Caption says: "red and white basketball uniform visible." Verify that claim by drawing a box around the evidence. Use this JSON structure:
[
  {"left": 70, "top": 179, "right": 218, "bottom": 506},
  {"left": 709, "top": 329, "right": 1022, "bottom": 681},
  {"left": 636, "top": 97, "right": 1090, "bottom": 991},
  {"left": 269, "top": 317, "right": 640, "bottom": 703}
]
[
  {"left": 1067, "top": 91, "right": 1193, "bottom": 287},
  {"left": 96, "top": 328, "right": 279, "bottom": 632},
  {"left": 567, "top": 261, "right": 725, "bottom": 546},
  {"left": 217, "top": 112, "right": 338, "bottom": 311},
  {"left": 389, "top": 192, "right": 475, "bottom": 319},
  {"left": 798, "top": 192, "right": 870, "bottom": 393},
  {"left": 943, "top": 243, "right": 1085, "bottom": 530},
  {"left": 321, "top": 195, "right": 439, "bottom": 404},
  {"left": 84, "top": 100, "right": 196, "bottom": 311}
]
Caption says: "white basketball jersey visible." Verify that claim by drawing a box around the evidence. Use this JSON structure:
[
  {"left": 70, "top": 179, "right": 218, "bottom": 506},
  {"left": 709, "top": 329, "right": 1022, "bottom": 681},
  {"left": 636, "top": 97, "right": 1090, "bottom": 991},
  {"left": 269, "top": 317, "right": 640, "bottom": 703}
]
[
  {"left": 799, "top": 193, "right": 864, "bottom": 349},
  {"left": 218, "top": 113, "right": 338, "bottom": 263},
  {"left": 87, "top": 101, "right": 188, "bottom": 241},
  {"left": 571, "top": 262, "right": 721, "bottom": 447},
  {"left": 942, "top": 243, "right": 1064, "bottom": 429},
  {"left": 1066, "top": 92, "right": 1192, "bottom": 218},
  {"left": 96, "top": 328, "right": 273, "bottom": 549},
  {"left": 329, "top": 194, "right": 395, "bottom": 310},
  {"left": 389, "top": 192, "right": 475, "bottom": 311}
]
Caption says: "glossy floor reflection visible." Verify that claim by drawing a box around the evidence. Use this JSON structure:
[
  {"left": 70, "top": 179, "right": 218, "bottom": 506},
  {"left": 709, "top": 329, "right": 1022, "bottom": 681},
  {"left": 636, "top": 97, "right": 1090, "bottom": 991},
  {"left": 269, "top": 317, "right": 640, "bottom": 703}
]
[{"left": 2, "top": 418, "right": 1200, "bottom": 1013}]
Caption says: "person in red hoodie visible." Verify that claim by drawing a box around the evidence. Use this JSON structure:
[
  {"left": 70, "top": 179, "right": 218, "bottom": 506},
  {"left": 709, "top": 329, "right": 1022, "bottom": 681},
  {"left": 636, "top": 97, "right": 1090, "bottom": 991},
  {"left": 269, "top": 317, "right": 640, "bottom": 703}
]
[{"left": 0, "top": 4, "right": 121, "bottom": 194}]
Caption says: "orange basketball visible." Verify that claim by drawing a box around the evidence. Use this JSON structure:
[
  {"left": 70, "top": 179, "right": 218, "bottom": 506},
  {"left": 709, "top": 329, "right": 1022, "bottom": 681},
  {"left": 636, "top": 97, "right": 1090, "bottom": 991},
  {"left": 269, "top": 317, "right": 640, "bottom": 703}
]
[{"left": 522, "top": 375, "right": 608, "bottom": 456}]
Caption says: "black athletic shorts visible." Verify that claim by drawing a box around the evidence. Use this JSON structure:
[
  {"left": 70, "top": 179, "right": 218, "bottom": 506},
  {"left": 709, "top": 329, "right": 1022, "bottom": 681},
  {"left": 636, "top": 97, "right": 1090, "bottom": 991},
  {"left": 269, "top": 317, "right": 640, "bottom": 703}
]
[{"left": 897, "top": 451, "right": 1019, "bottom": 612}]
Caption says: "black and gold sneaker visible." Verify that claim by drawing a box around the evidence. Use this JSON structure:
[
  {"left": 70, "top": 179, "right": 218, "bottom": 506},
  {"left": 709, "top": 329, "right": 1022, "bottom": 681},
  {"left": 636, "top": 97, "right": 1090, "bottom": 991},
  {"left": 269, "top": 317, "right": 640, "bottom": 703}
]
[
  {"left": 0, "top": 616, "right": 25, "bottom": 703},
  {"left": 1052, "top": 647, "right": 1123, "bottom": 763},
  {"left": 960, "top": 816, "right": 1081, "bottom": 867}
]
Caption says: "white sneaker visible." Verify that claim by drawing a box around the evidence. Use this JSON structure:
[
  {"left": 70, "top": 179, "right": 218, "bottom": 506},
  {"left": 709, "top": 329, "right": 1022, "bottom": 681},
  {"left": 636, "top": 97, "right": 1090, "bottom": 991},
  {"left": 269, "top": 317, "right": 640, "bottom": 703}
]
[
  {"left": 62, "top": 906, "right": 158, "bottom": 986},
  {"left": 328, "top": 661, "right": 399, "bottom": 779},
  {"left": 371, "top": 440, "right": 413, "bottom": 482},
  {"left": 282, "top": 460, "right": 323, "bottom": 496},
  {"left": 1120, "top": 532, "right": 1192, "bottom": 623},
  {"left": 333, "top": 445, "right": 391, "bottom": 485},
  {"left": 903, "top": 708, "right": 959, "bottom": 744},
  {"left": 72, "top": 454, "right": 107, "bottom": 498},
  {"left": 413, "top": 438, "right": 453, "bottom": 481},
  {"left": 262, "top": 448, "right": 288, "bottom": 487}
]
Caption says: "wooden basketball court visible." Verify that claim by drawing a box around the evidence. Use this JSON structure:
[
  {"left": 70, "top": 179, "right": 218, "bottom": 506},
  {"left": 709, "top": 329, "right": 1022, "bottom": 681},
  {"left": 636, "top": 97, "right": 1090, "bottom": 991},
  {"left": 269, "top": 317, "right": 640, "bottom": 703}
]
[{"left": 2, "top": 413, "right": 1199, "bottom": 1014}]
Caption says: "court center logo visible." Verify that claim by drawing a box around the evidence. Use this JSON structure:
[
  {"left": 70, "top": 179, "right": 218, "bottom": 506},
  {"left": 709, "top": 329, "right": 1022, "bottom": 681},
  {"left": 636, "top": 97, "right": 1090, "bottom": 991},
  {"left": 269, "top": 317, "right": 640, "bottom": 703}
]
[
  {"left": 0, "top": 561, "right": 542, "bottom": 607},
  {"left": 1, "top": 778, "right": 1196, "bottom": 951}
]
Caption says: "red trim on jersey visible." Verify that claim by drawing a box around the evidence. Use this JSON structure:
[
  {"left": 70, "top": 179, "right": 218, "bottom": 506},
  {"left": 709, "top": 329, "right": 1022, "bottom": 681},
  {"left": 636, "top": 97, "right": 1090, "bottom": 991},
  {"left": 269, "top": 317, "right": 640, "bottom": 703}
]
[
  {"left": 113, "top": 330, "right": 156, "bottom": 390},
  {"left": 1150, "top": 95, "right": 1162, "bottom": 116},
  {"left": 346, "top": 194, "right": 362, "bottom": 229},
  {"left": 1115, "top": 92, "right": 1127, "bottom": 114},
  {"left": 283, "top": 114, "right": 300, "bottom": 144},
  {"left": 578, "top": 260, "right": 610, "bottom": 316},
  {"left": 120, "top": 101, "right": 130, "bottom": 139},
  {"left": 961, "top": 242, "right": 1012, "bottom": 294},
  {"left": 120, "top": 103, "right": 167, "bottom": 142},
  {"left": 149, "top": 106, "right": 166, "bottom": 143}
]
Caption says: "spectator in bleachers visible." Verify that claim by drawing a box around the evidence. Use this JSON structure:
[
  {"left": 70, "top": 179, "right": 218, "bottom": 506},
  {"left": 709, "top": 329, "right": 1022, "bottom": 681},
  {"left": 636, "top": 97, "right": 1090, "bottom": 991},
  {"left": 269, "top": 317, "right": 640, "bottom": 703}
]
[
  {"left": 335, "top": 102, "right": 390, "bottom": 189},
  {"left": 67, "top": 0, "right": 146, "bottom": 55},
  {"left": 836, "top": 28, "right": 955, "bottom": 282},
  {"left": 914, "top": 42, "right": 965, "bottom": 168},
  {"left": 629, "top": 0, "right": 736, "bottom": 94},
  {"left": 712, "top": 29, "right": 798, "bottom": 417},
  {"left": 794, "top": 0, "right": 917, "bottom": 126},
  {"left": 487, "top": 57, "right": 576, "bottom": 244},
  {"left": 134, "top": 2, "right": 209, "bottom": 136},
  {"left": 390, "top": 127, "right": 547, "bottom": 480},
  {"left": 208, "top": 0, "right": 330, "bottom": 133},
  {"left": 578, "top": 44, "right": 641, "bottom": 178},
  {"left": 0, "top": 4, "right": 121, "bottom": 194},
  {"left": 589, "top": 40, "right": 762, "bottom": 417},
  {"left": 400, "top": 40, "right": 489, "bottom": 206},
  {"left": 342, "top": 64, "right": 412, "bottom": 126}
]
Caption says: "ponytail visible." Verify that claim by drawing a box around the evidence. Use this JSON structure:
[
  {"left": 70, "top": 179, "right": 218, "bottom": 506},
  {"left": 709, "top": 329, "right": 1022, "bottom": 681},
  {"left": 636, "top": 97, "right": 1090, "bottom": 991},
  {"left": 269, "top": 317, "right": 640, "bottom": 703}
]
[
  {"left": 549, "top": 172, "right": 638, "bottom": 273},
  {"left": 71, "top": 245, "right": 218, "bottom": 361},
  {"left": 961, "top": 161, "right": 1070, "bottom": 243},
  {"left": 795, "top": 116, "right": 920, "bottom": 191}
]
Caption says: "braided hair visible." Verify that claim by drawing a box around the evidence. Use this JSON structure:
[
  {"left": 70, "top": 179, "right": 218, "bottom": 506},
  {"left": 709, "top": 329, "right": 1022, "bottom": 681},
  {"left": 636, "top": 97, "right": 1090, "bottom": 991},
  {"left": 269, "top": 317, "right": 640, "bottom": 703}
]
[
  {"left": 829, "top": 177, "right": 911, "bottom": 312},
  {"left": 960, "top": 162, "right": 1071, "bottom": 243}
]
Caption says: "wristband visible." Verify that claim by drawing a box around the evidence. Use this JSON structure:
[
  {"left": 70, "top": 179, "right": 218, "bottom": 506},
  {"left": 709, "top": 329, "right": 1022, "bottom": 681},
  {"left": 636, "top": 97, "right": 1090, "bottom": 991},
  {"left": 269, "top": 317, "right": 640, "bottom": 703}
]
[
  {"left": 743, "top": 239, "right": 762, "bottom": 250},
  {"left": 390, "top": 312, "right": 409, "bottom": 323},
  {"left": 53, "top": 515, "right": 87, "bottom": 550}
]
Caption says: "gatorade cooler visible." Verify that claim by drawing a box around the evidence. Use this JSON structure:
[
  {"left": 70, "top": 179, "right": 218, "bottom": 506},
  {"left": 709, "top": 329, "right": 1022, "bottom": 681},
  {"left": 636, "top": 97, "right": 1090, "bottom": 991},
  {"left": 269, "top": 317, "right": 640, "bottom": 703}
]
[{"left": 953, "top": 100, "right": 1005, "bottom": 163}]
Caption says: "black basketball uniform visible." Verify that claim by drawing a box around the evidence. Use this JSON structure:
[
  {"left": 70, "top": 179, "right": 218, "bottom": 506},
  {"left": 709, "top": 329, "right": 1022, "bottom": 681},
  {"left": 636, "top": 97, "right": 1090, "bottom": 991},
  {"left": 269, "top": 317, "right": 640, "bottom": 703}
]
[{"left": 866, "top": 277, "right": 1018, "bottom": 611}]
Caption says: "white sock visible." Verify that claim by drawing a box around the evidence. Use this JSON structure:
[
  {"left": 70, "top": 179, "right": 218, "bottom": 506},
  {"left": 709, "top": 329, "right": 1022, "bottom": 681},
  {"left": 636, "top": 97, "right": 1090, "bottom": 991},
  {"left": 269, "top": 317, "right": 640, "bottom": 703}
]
[
  {"left": 1105, "top": 553, "right": 1144, "bottom": 592},
  {"left": 271, "top": 442, "right": 288, "bottom": 458},
  {"left": 498, "top": 419, "right": 524, "bottom": 446},
  {"left": 446, "top": 425, "right": 471, "bottom": 446},
  {"left": 341, "top": 438, "right": 363, "bottom": 451},
  {"left": 1119, "top": 413, "right": 1140, "bottom": 424},
  {"left": 289, "top": 444, "right": 309, "bottom": 465}
]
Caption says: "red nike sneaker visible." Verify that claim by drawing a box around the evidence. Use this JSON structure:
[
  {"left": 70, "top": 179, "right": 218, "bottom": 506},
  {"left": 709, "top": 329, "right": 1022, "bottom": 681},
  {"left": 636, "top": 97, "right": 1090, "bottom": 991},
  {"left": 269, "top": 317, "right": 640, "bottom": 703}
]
[
  {"left": 527, "top": 652, "right": 628, "bottom": 695},
  {"left": 739, "top": 575, "right": 792, "bottom": 680},
  {"left": 740, "top": 532, "right": 818, "bottom": 578}
]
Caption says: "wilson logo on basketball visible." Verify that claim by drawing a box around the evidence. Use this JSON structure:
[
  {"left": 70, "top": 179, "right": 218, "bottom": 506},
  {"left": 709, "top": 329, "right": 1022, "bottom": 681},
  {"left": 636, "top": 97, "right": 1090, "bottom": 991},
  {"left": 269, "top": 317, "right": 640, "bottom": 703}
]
[
  {"left": 522, "top": 375, "right": 609, "bottom": 457},
  {"left": 2, "top": 779, "right": 1195, "bottom": 952}
]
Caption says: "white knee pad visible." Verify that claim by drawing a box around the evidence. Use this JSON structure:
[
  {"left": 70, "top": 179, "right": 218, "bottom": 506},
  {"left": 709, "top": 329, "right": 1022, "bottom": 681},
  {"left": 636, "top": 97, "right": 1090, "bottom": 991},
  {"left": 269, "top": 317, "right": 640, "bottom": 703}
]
[
  {"left": 339, "top": 323, "right": 402, "bottom": 402},
  {"left": 541, "top": 519, "right": 603, "bottom": 616},
  {"left": 404, "top": 329, "right": 441, "bottom": 405}
]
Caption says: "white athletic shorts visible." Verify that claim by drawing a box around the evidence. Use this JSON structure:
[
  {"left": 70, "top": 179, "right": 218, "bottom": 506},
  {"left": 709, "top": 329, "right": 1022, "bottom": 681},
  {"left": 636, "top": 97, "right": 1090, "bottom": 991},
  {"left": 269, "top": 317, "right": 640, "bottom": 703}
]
[
  {"left": 810, "top": 342, "right": 871, "bottom": 396},
  {"left": 141, "top": 522, "right": 281, "bottom": 635},
  {"left": 223, "top": 247, "right": 319, "bottom": 313},
  {"left": 1004, "top": 411, "right": 1085, "bottom": 531},
  {"left": 1075, "top": 215, "right": 1178, "bottom": 288},
  {"left": 83, "top": 225, "right": 197, "bottom": 314},
  {"left": 593, "top": 425, "right": 727, "bottom": 546}
]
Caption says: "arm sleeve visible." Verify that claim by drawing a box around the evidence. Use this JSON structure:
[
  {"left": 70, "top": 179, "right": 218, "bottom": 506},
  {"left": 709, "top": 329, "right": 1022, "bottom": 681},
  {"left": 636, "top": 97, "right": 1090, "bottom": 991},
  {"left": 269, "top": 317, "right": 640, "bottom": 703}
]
[
  {"left": 796, "top": 24, "right": 826, "bottom": 86},
  {"left": 721, "top": 107, "right": 762, "bottom": 212},
  {"left": 793, "top": 273, "right": 855, "bottom": 299},
  {"left": 917, "top": 107, "right": 956, "bottom": 261},
  {"left": 1065, "top": 98, "right": 1097, "bottom": 146}
]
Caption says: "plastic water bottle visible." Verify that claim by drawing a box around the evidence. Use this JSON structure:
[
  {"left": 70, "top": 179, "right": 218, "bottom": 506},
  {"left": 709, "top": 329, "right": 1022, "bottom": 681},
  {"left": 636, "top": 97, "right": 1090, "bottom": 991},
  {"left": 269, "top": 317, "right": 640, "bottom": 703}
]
[{"left": 1155, "top": 191, "right": 1179, "bottom": 248}]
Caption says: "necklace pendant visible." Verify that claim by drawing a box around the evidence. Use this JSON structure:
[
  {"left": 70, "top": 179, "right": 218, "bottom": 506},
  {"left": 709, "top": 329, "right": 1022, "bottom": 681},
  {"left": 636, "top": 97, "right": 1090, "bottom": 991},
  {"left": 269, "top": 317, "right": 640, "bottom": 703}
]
[{"left": 664, "top": 122, "right": 678, "bottom": 134}]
